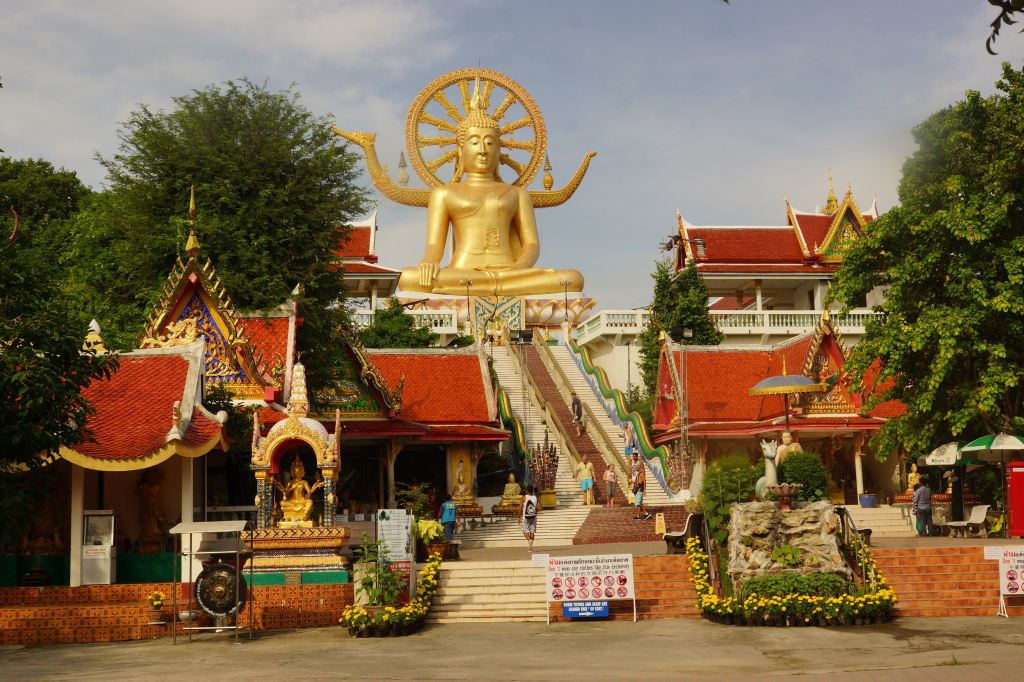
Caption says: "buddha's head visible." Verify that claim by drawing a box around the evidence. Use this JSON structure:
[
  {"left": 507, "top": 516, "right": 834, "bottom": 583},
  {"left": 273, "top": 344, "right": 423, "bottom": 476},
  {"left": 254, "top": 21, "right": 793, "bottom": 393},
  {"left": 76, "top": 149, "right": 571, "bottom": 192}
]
[
  {"left": 911, "top": 463, "right": 917, "bottom": 473},
  {"left": 781, "top": 431, "right": 793, "bottom": 445},
  {"left": 454, "top": 76, "right": 502, "bottom": 181},
  {"left": 290, "top": 457, "right": 305, "bottom": 479},
  {"left": 508, "top": 473, "right": 516, "bottom": 483},
  {"left": 457, "top": 472, "right": 465, "bottom": 484}
]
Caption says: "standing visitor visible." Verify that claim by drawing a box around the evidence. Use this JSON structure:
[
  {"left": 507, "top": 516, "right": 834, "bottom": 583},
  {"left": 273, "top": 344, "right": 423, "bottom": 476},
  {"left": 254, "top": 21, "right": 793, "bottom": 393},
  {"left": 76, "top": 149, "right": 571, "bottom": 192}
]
[
  {"left": 633, "top": 458, "right": 651, "bottom": 521},
  {"left": 576, "top": 454, "right": 596, "bottom": 505},
  {"left": 602, "top": 466, "right": 617, "bottom": 507},
  {"left": 571, "top": 392, "right": 583, "bottom": 436},
  {"left": 912, "top": 480, "right": 933, "bottom": 536},
  {"left": 440, "top": 493, "right": 458, "bottom": 542},
  {"left": 623, "top": 420, "right": 635, "bottom": 453},
  {"left": 522, "top": 485, "right": 538, "bottom": 551}
]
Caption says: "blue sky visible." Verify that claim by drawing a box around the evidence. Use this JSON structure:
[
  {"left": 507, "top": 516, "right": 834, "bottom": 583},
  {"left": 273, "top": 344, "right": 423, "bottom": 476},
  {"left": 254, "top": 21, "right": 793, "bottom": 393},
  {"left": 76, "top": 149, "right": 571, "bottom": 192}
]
[{"left": 3, "top": 0, "right": 1022, "bottom": 309}]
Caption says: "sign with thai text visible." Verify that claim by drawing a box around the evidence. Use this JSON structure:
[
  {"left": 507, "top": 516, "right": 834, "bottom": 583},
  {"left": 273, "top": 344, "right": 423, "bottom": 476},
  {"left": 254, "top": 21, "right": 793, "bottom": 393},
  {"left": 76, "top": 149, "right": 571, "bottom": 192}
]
[
  {"left": 546, "top": 554, "right": 634, "bottom": 602},
  {"left": 562, "top": 601, "right": 609, "bottom": 618},
  {"left": 377, "top": 509, "right": 415, "bottom": 601},
  {"left": 999, "top": 546, "right": 1024, "bottom": 596}
]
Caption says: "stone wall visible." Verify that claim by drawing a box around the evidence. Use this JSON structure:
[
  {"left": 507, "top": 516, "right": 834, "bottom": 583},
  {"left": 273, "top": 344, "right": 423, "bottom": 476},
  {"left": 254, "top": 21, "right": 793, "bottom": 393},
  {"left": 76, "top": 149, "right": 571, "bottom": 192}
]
[{"left": 726, "top": 501, "right": 850, "bottom": 588}]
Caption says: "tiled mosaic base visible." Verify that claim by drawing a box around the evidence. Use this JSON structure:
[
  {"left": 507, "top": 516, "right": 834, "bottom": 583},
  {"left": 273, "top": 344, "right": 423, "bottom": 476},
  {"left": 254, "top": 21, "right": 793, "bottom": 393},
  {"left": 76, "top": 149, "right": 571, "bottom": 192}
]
[{"left": 0, "top": 581, "right": 353, "bottom": 646}]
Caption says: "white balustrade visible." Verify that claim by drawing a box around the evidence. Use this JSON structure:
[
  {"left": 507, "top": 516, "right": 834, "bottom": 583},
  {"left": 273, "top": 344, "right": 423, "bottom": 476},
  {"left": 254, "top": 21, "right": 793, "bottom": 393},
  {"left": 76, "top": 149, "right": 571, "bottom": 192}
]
[{"left": 353, "top": 308, "right": 459, "bottom": 334}]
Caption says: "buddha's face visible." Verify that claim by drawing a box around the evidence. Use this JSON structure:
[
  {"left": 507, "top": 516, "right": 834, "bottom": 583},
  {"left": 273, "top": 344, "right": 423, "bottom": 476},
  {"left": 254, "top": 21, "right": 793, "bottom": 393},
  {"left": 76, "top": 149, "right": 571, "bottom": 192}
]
[
  {"left": 781, "top": 432, "right": 793, "bottom": 445},
  {"left": 460, "top": 125, "right": 499, "bottom": 175},
  {"left": 508, "top": 473, "right": 515, "bottom": 483}
]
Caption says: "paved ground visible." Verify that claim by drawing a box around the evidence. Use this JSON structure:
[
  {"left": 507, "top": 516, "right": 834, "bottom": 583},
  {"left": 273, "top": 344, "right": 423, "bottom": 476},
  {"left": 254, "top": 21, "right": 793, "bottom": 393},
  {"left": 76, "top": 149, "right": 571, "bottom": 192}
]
[{"left": 4, "top": 617, "right": 1024, "bottom": 680}]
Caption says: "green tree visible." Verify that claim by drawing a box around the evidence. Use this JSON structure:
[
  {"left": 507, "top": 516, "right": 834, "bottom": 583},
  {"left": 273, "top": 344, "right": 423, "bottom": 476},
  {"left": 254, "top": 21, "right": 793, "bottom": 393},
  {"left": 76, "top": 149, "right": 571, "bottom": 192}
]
[
  {"left": 358, "top": 298, "right": 439, "bottom": 348},
  {"left": 832, "top": 63, "right": 1024, "bottom": 457},
  {"left": 0, "top": 159, "right": 116, "bottom": 467},
  {"left": 636, "top": 259, "right": 723, "bottom": 396},
  {"left": 67, "top": 78, "right": 369, "bottom": 394}
]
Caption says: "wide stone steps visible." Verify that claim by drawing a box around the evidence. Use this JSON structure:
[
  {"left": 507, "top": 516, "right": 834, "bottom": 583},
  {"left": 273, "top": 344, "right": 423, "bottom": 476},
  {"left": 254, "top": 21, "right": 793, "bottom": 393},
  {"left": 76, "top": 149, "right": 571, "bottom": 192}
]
[
  {"left": 427, "top": 561, "right": 548, "bottom": 623},
  {"left": 548, "top": 345, "right": 673, "bottom": 504},
  {"left": 458, "top": 507, "right": 592, "bottom": 548},
  {"left": 838, "top": 505, "right": 916, "bottom": 537},
  {"left": 872, "top": 546, "right": 1024, "bottom": 617}
]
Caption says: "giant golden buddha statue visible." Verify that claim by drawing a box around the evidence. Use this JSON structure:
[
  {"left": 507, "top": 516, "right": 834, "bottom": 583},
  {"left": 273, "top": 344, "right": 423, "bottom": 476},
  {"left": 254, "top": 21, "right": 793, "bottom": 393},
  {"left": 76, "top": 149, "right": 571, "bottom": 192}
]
[{"left": 334, "top": 68, "right": 595, "bottom": 297}]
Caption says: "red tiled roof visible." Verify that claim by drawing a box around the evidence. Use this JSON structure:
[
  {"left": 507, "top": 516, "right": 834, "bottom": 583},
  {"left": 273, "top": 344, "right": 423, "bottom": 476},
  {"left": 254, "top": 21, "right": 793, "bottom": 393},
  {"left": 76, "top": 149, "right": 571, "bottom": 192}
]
[
  {"left": 76, "top": 355, "right": 190, "bottom": 460},
  {"left": 256, "top": 404, "right": 288, "bottom": 426},
  {"left": 710, "top": 296, "right": 755, "bottom": 311},
  {"left": 687, "top": 227, "right": 805, "bottom": 262},
  {"left": 698, "top": 263, "right": 838, "bottom": 274},
  {"left": 792, "top": 213, "right": 833, "bottom": 252},
  {"left": 342, "top": 262, "right": 400, "bottom": 274},
  {"left": 237, "top": 316, "right": 289, "bottom": 370},
  {"left": 182, "top": 407, "right": 224, "bottom": 447},
  {"left": 368, "top": 352, "right": 492, "bottom": 424},
  {"left": 421, "top": 424, "right": 509, "bottom": 441},
  {"left": 336, "top": 226, "right": 372, "bottom": 259}
]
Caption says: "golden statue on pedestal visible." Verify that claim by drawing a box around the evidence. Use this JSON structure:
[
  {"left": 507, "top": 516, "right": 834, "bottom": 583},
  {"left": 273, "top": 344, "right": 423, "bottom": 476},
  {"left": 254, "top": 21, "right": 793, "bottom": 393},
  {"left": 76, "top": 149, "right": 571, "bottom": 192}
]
[
  {"left": 334, "top": 68, "right": 595, "bottom": 297},
  {"left": 491, "top": 473, "right": 524, "bottom": 516},
  {"left": 275, "top": 457, "right": 323, "bottom": 528}
]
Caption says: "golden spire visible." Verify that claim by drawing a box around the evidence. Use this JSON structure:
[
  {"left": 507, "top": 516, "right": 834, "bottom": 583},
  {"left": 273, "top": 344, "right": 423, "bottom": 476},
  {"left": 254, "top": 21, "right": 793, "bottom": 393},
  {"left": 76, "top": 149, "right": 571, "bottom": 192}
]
[
  {"left": 185, "top": 185, "right": 201, "bottom": 258},
  {"left": 398, "top": 151, "right": 409, "bottom": 187},
  {"left": 823, "top": 169, "right": 839, "bottom": 214},
  {"left": 543, "top": 155, "right": 553, "bottom": 191},
  {"left": 287, "top": 361, "right": 309, "bottom": 418}
]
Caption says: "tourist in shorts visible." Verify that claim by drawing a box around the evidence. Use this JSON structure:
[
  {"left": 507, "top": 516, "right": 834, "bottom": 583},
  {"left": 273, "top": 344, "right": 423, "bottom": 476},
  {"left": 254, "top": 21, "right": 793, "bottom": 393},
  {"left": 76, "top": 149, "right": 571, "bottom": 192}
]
[
  {"left": 633, "top": 460, "right": 651, "bottom": 521},
  {"left": 522, "top": 485, "right": 538, "bottom": 551},
  {"left": 440, "top": 493, "right": 457, "bottom": 542},
  {"left": 603, "top": 466, "right": 617, "bottom": 507},
  {"left": 576, "top": 454, "right": 596, "bottom": 505},
  {"left": 571, "top": 392, "right": 583, "bottom": 436}
]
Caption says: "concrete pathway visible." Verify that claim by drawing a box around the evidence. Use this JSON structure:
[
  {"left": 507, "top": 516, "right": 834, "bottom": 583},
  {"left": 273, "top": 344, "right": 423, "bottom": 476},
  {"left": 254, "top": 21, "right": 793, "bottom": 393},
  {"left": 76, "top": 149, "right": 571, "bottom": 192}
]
[{"left": 3, "top": 617, "right": 1024, "bottom": 680}]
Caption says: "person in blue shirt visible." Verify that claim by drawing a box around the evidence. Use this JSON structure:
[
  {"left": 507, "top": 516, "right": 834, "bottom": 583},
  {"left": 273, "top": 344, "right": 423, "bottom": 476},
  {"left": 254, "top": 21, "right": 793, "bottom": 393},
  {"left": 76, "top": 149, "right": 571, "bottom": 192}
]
[
  {"left": 440, "top": 493, "right": 458, "bottom": 542},
  {"left": 911, "top": 481, "right": 933, "bottom": 536}
]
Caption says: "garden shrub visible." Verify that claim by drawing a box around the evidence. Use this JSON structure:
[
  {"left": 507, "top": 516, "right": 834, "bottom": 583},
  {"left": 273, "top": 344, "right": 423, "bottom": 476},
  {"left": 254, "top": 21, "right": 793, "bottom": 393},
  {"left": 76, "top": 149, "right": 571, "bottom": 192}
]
[
  {"left": 739, "top": 572, "right": 854, "bottom": 601},
  {"left": 701, "top": 454, "right": 760, "bottom": 546},
  {"left": 778, "top": 451, "right": 828, "bottom": 501}
]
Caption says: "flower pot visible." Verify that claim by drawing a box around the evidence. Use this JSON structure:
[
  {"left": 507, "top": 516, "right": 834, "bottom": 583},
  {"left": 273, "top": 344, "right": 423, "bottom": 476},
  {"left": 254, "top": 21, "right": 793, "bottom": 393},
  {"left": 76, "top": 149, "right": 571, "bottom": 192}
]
[
  {"left": 858, "top": 494, "right": 878, "bottom": 509},
  {"left": 539, "top": 489, "right": 558, "bottom": 509},
  {"left": 147, "top": 608, "right": 166, "bottom": 625}
]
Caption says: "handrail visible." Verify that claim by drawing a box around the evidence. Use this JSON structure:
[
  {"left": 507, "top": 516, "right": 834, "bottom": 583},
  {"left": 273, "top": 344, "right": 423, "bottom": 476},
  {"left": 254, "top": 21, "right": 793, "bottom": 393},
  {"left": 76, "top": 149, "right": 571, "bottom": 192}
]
[
  {"left": 495, "top": 385, "right": 530, "bottom": 484},
  {"left": 517, "top": 337, "right": 583, "bottom": 473},
  {"left": 531, "top": 333, "right": 631, "bottom": 492},
  {"left": 833, "top": 506, "right": 876, "bottom": 588},
  {"left": 567, "top": 338, "right": 674, "bottom": 492},
  {"left": 701, "top": 514, "right": 717, "bottom": 587}
]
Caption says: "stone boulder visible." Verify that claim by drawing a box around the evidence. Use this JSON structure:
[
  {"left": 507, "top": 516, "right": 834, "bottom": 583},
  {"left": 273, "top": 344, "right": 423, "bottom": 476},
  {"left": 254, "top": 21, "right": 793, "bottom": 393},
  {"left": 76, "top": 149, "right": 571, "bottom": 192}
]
[{"left": 726, "top": 501, "right": 850, "bottom": 588}]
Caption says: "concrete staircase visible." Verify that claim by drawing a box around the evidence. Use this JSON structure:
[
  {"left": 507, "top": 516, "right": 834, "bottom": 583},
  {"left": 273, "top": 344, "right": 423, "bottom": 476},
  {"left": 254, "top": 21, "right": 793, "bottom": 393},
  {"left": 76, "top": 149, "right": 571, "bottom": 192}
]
[
  {"left": 839, "top": 505, "right": 917, "bottom": 538},
  {"left": 427, "top": 560, "right": 547, "bottom": 623},
  {"left": 458, "top": 505, "right": 592, "bottom": 548},
  {"left": 547, "top": 344, "right": 673, "bottom": 504},
  {"left": 491, "top": 345, "right": 548, "bottom": 456},
  {"left": 873, "top": 546, "right": 1024, "bottom": 617}
]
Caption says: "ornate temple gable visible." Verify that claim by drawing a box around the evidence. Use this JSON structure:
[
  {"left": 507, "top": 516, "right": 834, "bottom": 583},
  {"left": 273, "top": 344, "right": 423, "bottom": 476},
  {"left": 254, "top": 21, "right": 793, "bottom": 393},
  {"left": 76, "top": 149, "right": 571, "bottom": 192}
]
[
  {"left": 784, "top": 196, "right": 813, "bottom": 259},
  {"left": 799, "top": 310, "right": 857, "bottom": 414},
  {"left": 312, "top": 331, "right": 402, "bottom": 420},
  {"left": 139, "top": 190, "right": 272, "bottom": 399},
  {"left": 814, "top": 187, "right": 868, "bottom": 263}
]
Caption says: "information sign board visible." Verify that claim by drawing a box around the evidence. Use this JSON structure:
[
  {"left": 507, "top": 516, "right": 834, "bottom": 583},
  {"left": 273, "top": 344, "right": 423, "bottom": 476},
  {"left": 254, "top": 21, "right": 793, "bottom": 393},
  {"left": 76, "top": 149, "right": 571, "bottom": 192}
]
[
  {"left": 376, "top": 509, "right": 415, "bottom": 600},
  {"left": 546, "top": 554, "right": 634, "bottom": 602},
  {"left": 562, "top": 601, "right": 609, "bottom": 618},
  {"left": 999, "top": 546, "right": 1024, "bottom": 596}
]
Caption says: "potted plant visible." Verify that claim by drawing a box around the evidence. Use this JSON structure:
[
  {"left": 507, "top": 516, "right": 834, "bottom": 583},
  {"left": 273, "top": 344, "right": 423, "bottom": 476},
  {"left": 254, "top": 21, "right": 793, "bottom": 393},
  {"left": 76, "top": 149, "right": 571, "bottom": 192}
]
[
  {"left": 146, "top": 590, "right": 167, "bottom": 624},
  {"left": 353, "top": 535, "right": 406, "bottom": 615},
  {"left": 414, "top": 519, "right": 453, "bottom": 560}
]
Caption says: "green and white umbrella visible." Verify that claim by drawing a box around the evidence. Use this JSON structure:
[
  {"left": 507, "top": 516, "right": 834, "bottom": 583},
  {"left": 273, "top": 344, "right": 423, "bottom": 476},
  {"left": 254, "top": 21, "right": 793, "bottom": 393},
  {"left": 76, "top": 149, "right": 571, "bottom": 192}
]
[
  {"left": 918, "top": 441, "right": 961, "bottom": 467},
  {"left": 960, "top": 433, "right": 1024, "bottom": 462}
]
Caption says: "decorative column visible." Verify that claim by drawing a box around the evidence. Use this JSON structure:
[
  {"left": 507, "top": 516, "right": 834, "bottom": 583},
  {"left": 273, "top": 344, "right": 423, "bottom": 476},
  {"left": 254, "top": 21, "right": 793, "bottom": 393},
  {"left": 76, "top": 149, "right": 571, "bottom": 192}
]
[
  {"left": 254, "top": 474, "right": 271, "bottom": 528},
  {"left": 854, "top": 452, "right": 865, "bottom": 496},
  {"left": 322, "top": 473, "right": 336, "bottom": 527},
  {"left": 69, "top": 465, "right": 84, "bottom": 587}
]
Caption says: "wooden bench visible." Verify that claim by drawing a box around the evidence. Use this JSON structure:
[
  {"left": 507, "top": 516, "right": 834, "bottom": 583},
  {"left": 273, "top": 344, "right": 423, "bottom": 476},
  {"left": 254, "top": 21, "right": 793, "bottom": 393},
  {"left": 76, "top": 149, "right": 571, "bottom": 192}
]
[{"left": 944, "top": 504, "right": 990, "bottom": 538}]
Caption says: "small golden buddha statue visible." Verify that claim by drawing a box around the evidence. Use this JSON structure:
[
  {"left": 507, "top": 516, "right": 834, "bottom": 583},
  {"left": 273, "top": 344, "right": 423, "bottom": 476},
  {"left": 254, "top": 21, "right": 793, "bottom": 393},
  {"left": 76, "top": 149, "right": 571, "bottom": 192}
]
[
  {"left": 275, "top": 458, "right": 323, "bottom": 528},
  {"left": 452, "top": 472, "right": 482, "bottom": 516},
  {"left": 906, "top": 463, "right": 921, "bottom": 494},
  {"left": 491, "top": 473, "right": 524, "bottom": 516}
]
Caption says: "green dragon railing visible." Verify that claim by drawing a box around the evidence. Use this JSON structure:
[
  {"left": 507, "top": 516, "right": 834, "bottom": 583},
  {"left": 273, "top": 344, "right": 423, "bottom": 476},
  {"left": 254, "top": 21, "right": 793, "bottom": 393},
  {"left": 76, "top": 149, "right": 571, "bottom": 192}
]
[
  {"left": 496, "top": 385, "right": 530, "bottom": 483},
  {"left": 567, "top": 338, "right": 673, "bottom": 488}
]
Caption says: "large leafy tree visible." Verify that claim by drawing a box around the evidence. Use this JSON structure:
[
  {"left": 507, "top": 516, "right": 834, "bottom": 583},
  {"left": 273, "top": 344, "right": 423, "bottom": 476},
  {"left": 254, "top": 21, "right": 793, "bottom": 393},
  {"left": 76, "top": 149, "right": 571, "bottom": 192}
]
[
  {"left": 833, "top": 63, "right": 1024, "bottom": 457},
  {"left": 0, "top": 158, "right": 116, "bottom": 467},
  {"left": 358, "top": 298, "right": 439, "bottom": 348},
  {"left": 68, "top": 78, "right": 369, "bottom": 393},
  {"left": 636, "top": 259, "right": 723, "bottom": 397}
]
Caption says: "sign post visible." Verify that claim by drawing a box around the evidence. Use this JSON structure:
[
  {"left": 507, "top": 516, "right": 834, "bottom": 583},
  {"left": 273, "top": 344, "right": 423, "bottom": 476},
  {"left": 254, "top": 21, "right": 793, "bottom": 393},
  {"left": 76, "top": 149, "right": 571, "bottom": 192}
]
[
  {"left": 545, "top": 554, "right": 636, "bottom": 624},
  {"left": 998, "top": 546, "right": 1024, "bottom": 618},
  {"left": 376, "top": 509, "right": 415, "bottom": 602}
]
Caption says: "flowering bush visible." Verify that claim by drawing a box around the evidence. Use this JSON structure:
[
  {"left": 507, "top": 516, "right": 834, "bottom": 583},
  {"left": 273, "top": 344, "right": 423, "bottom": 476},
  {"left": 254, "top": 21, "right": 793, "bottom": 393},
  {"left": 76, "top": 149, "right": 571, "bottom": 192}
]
[
  {"left": 414, "top": 519, "right": 445, "bottom": 544},
  {"left": 685, "top": 537, "right": 897, "bottom": 625},
  {"left": 341, "top": 552, "right": 443, "bottom": 637},
  {"left": 147, "top": 590, "right": 166, "bottom": 609}
]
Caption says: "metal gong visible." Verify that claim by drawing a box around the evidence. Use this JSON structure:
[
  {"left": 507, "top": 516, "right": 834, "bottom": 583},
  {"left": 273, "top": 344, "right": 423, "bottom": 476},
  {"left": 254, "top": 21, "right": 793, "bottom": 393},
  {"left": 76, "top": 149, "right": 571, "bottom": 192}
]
[{"left": 195, "top": 563, "right": 248, "bottom": 617}]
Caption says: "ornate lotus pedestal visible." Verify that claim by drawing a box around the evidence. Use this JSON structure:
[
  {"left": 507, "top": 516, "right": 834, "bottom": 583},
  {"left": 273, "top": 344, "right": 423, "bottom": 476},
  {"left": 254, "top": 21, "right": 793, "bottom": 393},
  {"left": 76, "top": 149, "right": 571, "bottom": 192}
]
[{"left": 245, "top": 527, "right": 351, "bottom": 576}]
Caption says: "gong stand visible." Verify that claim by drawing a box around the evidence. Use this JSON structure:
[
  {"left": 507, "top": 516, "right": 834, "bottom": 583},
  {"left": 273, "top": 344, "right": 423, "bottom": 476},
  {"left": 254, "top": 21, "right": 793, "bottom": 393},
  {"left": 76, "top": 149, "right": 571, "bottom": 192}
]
[{"left": 169, "top": 520, "right": 255, "bottom": 644}]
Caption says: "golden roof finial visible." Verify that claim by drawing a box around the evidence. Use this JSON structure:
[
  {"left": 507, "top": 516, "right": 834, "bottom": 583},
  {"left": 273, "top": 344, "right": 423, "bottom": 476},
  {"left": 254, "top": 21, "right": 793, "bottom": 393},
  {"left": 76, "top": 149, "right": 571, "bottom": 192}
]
[
  {"left": 543, "top": 155, "right": 553, "bottom": 191},
  {"left": 82, "top": 319, "right": 107, "bottom": 354},
  {"left": 845, "top": 182, "right": 853, "bottom": 199},
  {"left": 185, "top": 185, "right": 201, "bottom": 258},
  {"left": 287, "top": 361, "right": 310, "bottom": 418},
  {"left": 398, "top": 151, "right": 409, "bottom": 187},
  {"left": 823, "top": 168, "right": 839, "bottom": 214}
]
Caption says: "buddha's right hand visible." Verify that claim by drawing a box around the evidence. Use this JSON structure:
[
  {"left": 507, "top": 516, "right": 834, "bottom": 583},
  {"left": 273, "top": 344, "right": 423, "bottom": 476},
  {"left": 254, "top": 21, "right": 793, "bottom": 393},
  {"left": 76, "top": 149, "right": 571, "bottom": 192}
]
[{"left": 418, "top": 261, "right": 439, "bottom": 286}]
